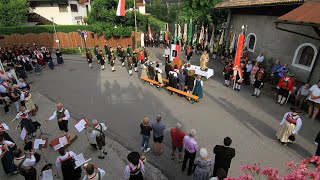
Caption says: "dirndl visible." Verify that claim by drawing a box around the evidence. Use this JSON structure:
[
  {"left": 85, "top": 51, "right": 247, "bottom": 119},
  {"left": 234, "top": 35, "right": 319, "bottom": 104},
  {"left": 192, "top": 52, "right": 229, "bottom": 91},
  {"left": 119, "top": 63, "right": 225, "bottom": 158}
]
[{"left": 276, "top": 121, "right": 295, "bottom": 143}]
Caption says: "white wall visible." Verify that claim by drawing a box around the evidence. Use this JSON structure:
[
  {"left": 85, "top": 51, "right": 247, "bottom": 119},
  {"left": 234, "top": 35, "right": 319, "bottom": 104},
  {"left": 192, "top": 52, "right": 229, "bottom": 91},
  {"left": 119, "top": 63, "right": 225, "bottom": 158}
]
[{"left": 30, "top": 0, "right": 90, "bottom": 25}]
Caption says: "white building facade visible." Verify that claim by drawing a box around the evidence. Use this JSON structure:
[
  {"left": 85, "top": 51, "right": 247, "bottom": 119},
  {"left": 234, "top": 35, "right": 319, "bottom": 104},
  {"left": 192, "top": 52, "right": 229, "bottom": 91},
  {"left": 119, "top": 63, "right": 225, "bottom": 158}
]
[{"left": 28, "top": 0, "right": 91, "bottom": 25}]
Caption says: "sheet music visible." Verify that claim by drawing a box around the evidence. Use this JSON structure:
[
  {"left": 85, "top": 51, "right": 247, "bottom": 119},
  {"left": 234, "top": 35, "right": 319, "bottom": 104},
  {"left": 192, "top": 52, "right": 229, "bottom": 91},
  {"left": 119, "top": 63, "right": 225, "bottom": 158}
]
[
  {"left": 74, "top": 153, "right": 91, "bottom": 168},
  {"left": 74, "top": 123, "right": 85, "bottom": 132},
  {"left": 42, "top": 169, "right": 53, "bottom": 180},
  {"left": 59, "top": 136, "right": 68, "bottom": 147},
  {"left": 53, "top": 144, "right": 61, "bottom": 151},
  {"left": 34, "top": 139, "right": 46, "bottom": 149},
  {"left": 79, "top": 119, "right": 87, "bottom": 126},
  {"left": 20, "top": 128, "right": 27, "bottom": 140}
]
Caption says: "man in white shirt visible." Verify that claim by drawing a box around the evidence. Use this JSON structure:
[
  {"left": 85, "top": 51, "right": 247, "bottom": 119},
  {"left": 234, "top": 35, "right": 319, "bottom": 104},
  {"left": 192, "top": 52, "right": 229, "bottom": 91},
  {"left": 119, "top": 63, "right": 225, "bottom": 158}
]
[
  {"left": 244, "top": 61, "right": 253, "bottom": 85},
  {"left": 124, "top": 152, "right": 145, "bottom": 179},
  {"left": 13, "top": 148, "right": 37, "bottom": 179},
  {"left": 307, "top": 80, "right": 320, "bottom": 120},
  {"left": 83, "top": 163, "right": 106, "bottom": 180},
  {"left": 55, "top": 147, "right": 79, "bottom": 179},
  {"left": 256, "top": 52, "right": 265, "bottom": 63},
  {"left": 47, "top": 103, "right": 71, "bottom": 136},
  {"left": 164, "top": 46, "right": 170, "bottom": 63},
  {"left": 90, "top": 119, "right": 108, "bottom": 159}
]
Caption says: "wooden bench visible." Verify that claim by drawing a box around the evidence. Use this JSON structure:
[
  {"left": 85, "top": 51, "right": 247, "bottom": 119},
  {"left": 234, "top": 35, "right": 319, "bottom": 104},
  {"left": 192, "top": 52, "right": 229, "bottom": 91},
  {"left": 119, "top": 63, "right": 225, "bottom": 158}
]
[
  {"left": 140, "top": 77, "right": 164, "bottom": 90},
  {"left": 162, "top": 78, "right": 169, "bottom": 84},
  {"left": 166, "top": 86, "right": 199, "bottom": 104}
]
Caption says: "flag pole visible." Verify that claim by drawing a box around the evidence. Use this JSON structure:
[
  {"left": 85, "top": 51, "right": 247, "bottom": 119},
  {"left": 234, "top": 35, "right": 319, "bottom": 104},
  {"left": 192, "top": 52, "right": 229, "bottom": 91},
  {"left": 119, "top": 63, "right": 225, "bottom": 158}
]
[{"left": 134, "top": 0, "right": 138, "bottom": 49}]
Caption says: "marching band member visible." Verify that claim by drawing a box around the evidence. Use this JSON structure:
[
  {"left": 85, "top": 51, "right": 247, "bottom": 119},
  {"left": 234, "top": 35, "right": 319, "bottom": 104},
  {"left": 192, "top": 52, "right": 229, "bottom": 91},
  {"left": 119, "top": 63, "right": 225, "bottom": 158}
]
[
  {"left": 55, "top": 147, "right": 82, "bottom": 180},
  {"left": 13, "top": 148, "right": 37, "bottom": 180},
  {"left": 14, "top": 106, "right": 37, "bottom": 138},
  {"left": 86, "top": 49, "right": 93, "bottom": 68},
  {"left": 83, "top": 163, "right": 106, "bottom": 180},
  {"left": 0, "top": 136, "right": 17, "bottom": 175},
  {"left": 110, "top": 51, "right": 116, "bottom": 72},
  {"left": 47, "top": 103, "right": 71, "bottom": 137},
  {"left": 91, "top": 119, "right": 108, "bottom": 159},
  {"left": 223, "top": 62, "right": 232, "bottom": 87}
]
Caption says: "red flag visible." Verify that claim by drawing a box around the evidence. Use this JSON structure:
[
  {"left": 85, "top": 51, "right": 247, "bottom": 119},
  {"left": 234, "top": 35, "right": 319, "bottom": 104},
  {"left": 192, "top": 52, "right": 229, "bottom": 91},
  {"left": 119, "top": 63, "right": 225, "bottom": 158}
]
[
  {"left": 165, "top": 23, "right": 169, "bottom": 44},
  {"left": 232, "top": 33, "right": 244, "bottom": 80},
  {"left": 116, "top": 0, "right": 125, "bottom": 16}
]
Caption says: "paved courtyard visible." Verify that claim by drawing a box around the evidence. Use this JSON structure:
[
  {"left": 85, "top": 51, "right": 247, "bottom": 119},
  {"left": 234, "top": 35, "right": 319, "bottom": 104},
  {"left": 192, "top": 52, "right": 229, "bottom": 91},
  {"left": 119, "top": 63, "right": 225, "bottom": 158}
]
[{"left": 2, "top": 48, "right": 319, "bottom": 179}]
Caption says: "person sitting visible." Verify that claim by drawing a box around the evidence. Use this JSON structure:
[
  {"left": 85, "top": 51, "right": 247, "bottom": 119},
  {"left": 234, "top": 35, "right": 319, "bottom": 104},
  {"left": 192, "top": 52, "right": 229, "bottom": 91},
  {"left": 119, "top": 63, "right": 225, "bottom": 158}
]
[
  {"left": 277, "top": 64, "right": 289, "bottom": 80},
  {"left": 295, "top": 83, "right": 309, "bottom": 110}
]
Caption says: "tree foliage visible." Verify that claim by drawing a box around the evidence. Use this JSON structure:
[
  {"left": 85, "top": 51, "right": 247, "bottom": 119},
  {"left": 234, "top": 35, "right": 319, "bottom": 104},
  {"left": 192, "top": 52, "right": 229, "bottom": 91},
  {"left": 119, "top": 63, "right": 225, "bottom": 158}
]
[
  {"left": 0, "top": 0, "right": 28, "bottom": 26},
  {"left": 88, "top": 0, "right": 165, "bottom": 36},
  {"left": 145, "top": 0, "right": 179, "bottom": 23}
]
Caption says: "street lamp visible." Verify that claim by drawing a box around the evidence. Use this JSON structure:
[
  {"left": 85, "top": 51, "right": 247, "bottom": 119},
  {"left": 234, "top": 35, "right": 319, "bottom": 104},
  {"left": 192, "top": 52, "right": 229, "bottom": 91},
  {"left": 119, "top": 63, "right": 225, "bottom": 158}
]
[{"left": 51, "top": 17, "right": 60, "bottom": 50}]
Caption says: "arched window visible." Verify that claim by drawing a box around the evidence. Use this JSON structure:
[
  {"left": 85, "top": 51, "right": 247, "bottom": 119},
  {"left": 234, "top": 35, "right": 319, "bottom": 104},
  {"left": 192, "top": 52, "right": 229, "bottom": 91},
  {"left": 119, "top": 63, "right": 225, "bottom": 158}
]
[
  {"left": 246, "top": 33, "right": 256, "bottom": 52},
  {"left": 292, "top": 43, "right": 318, "bottom": 71}
]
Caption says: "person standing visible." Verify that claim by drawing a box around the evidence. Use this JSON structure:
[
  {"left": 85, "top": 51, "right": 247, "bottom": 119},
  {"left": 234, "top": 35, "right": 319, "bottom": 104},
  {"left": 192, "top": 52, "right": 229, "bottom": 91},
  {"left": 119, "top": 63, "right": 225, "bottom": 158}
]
[
  {"left": 55, "top": 147, "right": 82, "bottom": 180},
  {"left": 155, "top": 64, "right": 163, "bottom": 86},
  {"left": 110, "top": 51, "right": 116, "bottom": 72},
  {"left": 276, "top": 108, "right": 302, "bottom": 145},
  {"left": 178, "top": 70, "right": 186, "bottom": 91},
  {"left": 91, "top": 119, "right": 108, "bottom": 159},
  {"left": 244, "top": 61, "right": 253, "bottom": 85},
  {"left": 170, "top": 123, "right": 185, "bottom": 162},
  {"left": 223, "top": 62, "right": 233, "bottom": 87},
  {"left": 186, "top": 45, "right": 193, "bottom": 61},
  {"left": 82, "top": 163, "right": 106, "bottom": 180},
  {"left": 151, "top": 115, "right": 166, "bottom": 156},
  {"left": 140, "top": 117, "right": 152, "bottom": 153},
  {"left": 47, "top": 103, "right": 71, "bottom": 137},
  {"left": 119, "top": 47, "right": 125, "bottom": 67},
  {"left": 86, "top": 50, "right": 93, "bottom": 68},
  {"left": 45, "top": 50, "right": 54, "bottom": 70},
  {"left": 124, "top": 152, "right": 145, "bottom": 180},
  {"left": 13, "top": 148, "right": 37, "bottom": 180},
  {"left": 9, "top": 85, "right": 21, "bottom": 113},
  {"left": 256, "top": 52, "right": 265, "bottom": 63},
  {"left": 193, "top": 148, "right": 213, "bottom": 180},
  {"left": 186, "top": 70, "right": 195, "bottom": 95},
  {"left": 250, "top": 63, "right": 259, "bottom": 87},
  {"left": 31, "top": 58, "right": 41, "bottom": 75},
  {"left": 14, "top": 106, "right": 37, "bottom": 138},
  {"left": 314, "top": 130, "right": 320, "bottom": 157},
  {"left": 212, "top": 137, "right": 235, "bottom": 177},
  {"left": 295, "top": 83, "right": 309, "bottom": 110},
  {"left": 55, "top": 49, "right": 64, "bottom": 66},
  {"left": 164, "top": 46, "right": 170, "bottom": 63},
  {"left": 0, "top": 137, "right": 17, "bottom": 175},
  {"left": 277, "top": 72, "right": 295, "bottom": 105},
  {"left": 182, "top": 129, "right": 199, "bottom": 176},
  {"left": 147, "top": 64, "right": 155, "bottom": 85},
  {"left": 306, "top": 80, "right": 320, "bottom": 120},
  {"left": 93, "top": 45, "right": 99, "bottom": 64},
  {"left": 252, "top": 67, "right": 265, "bottom": 97},
  {"left": 97, "top": 50, "right": 105, "bottom": 70},
  {"left": 104, "top": 42, "right": 109, "bottom": 55},
  {"left": 193, "top": 75, "right": 203, "bottom": 99},
  {"left": 132, "top": 52, "right": 138, "bottom": 73}
]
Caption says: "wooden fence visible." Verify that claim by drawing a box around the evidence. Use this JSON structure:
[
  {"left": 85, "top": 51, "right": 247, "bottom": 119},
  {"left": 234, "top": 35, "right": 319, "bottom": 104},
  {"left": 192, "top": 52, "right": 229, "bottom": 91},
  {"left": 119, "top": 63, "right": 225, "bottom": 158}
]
[{"left": 0, "top": 31, "right": 141, "bottom": 49}]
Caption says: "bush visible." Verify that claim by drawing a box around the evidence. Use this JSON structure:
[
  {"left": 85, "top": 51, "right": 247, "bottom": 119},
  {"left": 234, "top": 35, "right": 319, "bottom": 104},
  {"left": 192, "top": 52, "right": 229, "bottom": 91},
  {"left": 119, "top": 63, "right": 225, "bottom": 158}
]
[{"left": 0, "top": 25, "right": 94, "bottom": 35}]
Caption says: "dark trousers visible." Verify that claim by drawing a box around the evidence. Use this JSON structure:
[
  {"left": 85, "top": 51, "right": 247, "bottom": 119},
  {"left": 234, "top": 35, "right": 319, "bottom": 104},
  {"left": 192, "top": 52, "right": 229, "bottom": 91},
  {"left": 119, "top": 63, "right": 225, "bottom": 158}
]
[
  {"left": 213, "top": 165, "right": 229, "bottom": 177},
  {"left": 182, "top": 150, "right": 196, "bottom": 175},
  {"left": 295, "top": 95, "right": 307, "bottom": 110},
  {"left": 316, "top": 143, "right": 320, "bottom": 156}
]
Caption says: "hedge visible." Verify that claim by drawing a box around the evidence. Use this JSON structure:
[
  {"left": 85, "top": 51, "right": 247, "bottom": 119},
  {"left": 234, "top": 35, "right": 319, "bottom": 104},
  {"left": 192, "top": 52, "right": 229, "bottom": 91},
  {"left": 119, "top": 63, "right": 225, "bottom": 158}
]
[{"left": 0, "top": 25, "right": 94, "bottom": 35}]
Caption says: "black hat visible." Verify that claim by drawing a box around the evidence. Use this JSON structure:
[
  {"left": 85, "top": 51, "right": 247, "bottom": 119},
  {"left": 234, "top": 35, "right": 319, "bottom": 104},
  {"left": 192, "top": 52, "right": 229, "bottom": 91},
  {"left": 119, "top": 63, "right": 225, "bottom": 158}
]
[
  {"left": 290, "top": 107, "right": 301, "bottom": 113},
  {"left": 288, "top": 135, "right": 296, "bottom": 142},
  {"left": 127, "top": 152, "right": 140, "bottom": 165}
]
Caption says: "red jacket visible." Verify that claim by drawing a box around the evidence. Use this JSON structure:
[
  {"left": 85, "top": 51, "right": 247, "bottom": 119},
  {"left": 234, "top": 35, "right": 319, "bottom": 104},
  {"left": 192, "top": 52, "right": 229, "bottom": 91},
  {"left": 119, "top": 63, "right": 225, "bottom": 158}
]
[{"left": 278, "top": 76, "right": 295, "bottom": 91}]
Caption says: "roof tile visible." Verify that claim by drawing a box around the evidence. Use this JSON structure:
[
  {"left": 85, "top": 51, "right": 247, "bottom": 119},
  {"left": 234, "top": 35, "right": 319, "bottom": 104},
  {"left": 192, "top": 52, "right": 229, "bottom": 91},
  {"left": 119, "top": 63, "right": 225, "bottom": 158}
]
[{"left": 215, "top": 0, "right": 303, "bottom": 8}]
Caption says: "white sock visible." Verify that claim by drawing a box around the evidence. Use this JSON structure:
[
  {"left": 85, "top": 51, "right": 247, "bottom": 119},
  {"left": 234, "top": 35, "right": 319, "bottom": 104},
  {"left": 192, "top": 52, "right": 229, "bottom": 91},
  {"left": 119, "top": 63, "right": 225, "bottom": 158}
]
[
  {"left": 129, "top": 70, "right": 132, "bottom": 74},
  {"left": 224, "top": 80, "right": 227, "bottom": 85},
  {"left": 235, "top": 83, "right": 238, "bottom": 89},
  {"left": 227, "top": 80, "right": 230, "bottom": 85},
  {"left": 112, "top": 66, "right": 115, "bottom": 71},
  {"left": 278, "top": 95, "right": 282, "bottom": 103},
  {"left": 134, "top": 67, "right": 138, "bottom": 72},
  {"left": 257, "top": 89, "right": 261, "bottom": 96},
  {"left": 122, "top": 62, "right": 124, "bottom": 66},
  {"left": 238, "top": 85, "right": 241, "bottom": 89},
  {"left": 281, "top": 97, "right": 286, "bottom": 104},
  {"left": 254, "top": 88, "right": 258, "bottom": 95}
]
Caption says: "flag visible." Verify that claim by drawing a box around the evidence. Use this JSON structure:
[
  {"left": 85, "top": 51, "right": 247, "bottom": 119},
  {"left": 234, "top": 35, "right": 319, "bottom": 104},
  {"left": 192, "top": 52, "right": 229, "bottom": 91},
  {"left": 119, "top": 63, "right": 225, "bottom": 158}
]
[
  {"left": 183, "top": 23, "right": 187, "bottom": 44},
  {"left": 116, "top": 0, "right": 125, "bottom": 16},
  {"left": 192, "top": 25, "right": 197, "bottom": 46},
  {"left": 229, "top": 31, "right": 236, "bottom": 53},
  {"left": 165, "top": 23, "right": 169, "bottom": 44},
  {"left": 178, "top": 24, "right": 182, "bottom": 41},
  {"left": 174, "top": 24, "right": 177, "bottom": 42},
  {"left": 148, "top": 25, "right": 153, "bottom": 41},
  {"left": 188, "top": 19, "right": 192, "bottom": 44},
  {"left": 198, "top": 24, "right": 204, "bottom": 44},
  {"left": 225, "top": 29, "right": 232, "bottom": 51},
  {"left": 219, "top": 29, "right": 224, "bottom": 45},
  {"left": 204, "top": 26, "right": 208, "bottom": 47},
  {"left": 232, "top": 30, "right": 245, "bottom": 80},
  {"left": 209, "top": 25, "right": 215, "bottom": 49}
]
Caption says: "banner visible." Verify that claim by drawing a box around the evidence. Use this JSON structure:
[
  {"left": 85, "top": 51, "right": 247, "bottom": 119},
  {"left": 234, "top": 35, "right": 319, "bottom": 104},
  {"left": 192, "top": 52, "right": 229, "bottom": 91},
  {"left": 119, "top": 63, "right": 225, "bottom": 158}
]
[
  {"left": 229, "top": 31, "right": 236, "bottom": 53},
  {"left": 183, "top": 23, "right": 187, "bottom": 44},
  {"left": 232, "top": 33, "right": 244, "bottom": 70},
  {"left": 219, "top": 29, "right": 224, "bottom": 45},
  {"left": 188, "top": 19, "right": 192, "bottom": 44},
  {"left": 209, "top": 25, "right": 215, "bottom": 49},
  {"left": 204, "top": 26, "right": 208, "bottom": 47},
  {"left": 165, "top": 23, "right": 169, "bottom": 44},
  {"left": 116, "top": 0, "right": 125, "bottom": 16},
  {"left": 148, "top": 25, "right": 153, "bottom": 41},
  {"left": 198, "top": 24, "right": 204, "bottom": 44},
  {"left": 192, "top": 25, "right": 197, "bottom": 45}
]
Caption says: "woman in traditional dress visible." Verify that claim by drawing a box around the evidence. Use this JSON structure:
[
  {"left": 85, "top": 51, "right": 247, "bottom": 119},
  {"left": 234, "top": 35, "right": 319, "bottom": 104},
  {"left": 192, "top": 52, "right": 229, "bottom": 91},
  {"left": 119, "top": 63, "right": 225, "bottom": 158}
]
[
  {"left": 36, "top": 51, "right": 46, "bottom": 67},
  {"left": 193, "top": 148, "right": 212, "bottom": 180},
  {"left": 186, "top": 70, "right": 195, "bottom": 94},
  {"left": 22, "top": 90, "right": 36, "bottom": 113},
  {"left": 56, "top": 49, "right": 64, "bottom": 65},
  {"left": 0, "top": 136, "right": 17, "bottom": 175},
  {"left": 16, "top": 106, "right": 37, "bottom": 138},
  {"left": 193, "top": 75, "right": 203, "bottom": 98},
  {"left": 140, "top": 62, "right": 148, "bottom": 79},
  {"left": 155, "top": 64, "right": 163, "bottom": 85},
  {"left": 276, "top": 108, "right": 302, "bottom": 145}
]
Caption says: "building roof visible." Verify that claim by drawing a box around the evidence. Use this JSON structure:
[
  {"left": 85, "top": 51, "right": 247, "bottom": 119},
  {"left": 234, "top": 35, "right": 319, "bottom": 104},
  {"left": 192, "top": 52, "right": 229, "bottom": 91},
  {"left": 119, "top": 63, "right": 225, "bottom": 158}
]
[
  {"left": 215, "top": 0, "right": 304, "bottom": 8},
  {"left": 277, "top": 2, "right": 320, "bottom": 25}
]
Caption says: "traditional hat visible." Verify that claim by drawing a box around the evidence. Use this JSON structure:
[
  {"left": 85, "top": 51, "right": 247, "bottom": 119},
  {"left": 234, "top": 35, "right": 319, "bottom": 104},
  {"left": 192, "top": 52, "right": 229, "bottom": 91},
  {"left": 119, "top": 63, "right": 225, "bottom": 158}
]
[
  {"left": 290, "top": 107, "right": 302, "bottom": 113},
  {"left": 188, "top": 70, "right": 195, "bottom": 76},
  {"left": 127, "top": 152, "right": 140, "bottom": 166},
  {"left": 286, "top": 72, "right": 295, "bottom": 77}
]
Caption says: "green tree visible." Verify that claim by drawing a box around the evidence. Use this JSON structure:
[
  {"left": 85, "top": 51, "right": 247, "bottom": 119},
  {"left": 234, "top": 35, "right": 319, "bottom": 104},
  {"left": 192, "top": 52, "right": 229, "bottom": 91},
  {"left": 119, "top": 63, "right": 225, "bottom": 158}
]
[{"left": 0, "top": 0, "right": 28, "bottom": 26}]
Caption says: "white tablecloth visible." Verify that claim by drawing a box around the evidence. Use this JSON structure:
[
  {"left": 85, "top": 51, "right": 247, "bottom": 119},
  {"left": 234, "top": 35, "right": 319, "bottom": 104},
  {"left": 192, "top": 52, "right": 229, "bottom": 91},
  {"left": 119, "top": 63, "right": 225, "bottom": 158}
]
[{"left": 183, "top": 65, "right": 214, "bottom": 79}]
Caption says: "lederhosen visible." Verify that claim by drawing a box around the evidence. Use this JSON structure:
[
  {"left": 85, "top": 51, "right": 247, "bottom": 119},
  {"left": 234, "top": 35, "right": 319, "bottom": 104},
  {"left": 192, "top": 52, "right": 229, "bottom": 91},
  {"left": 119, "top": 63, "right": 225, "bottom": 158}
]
[
  {"left": 109, "top": 54, "right": 115, "bottom": 67},
  {"left": 254, "top": 72, "right": 264, "bottom": 89},
  {"left": 86, "top": 53, "right": 93, "bottom": 64},
  {"left": 278, "top": 79, "right": 290, "bottom": 97},
  {"left": 129, "top": 161, "right": 144, "bottom": 180},
  {"left": 15, "top": 157, "right": 37, "bottom": 180},
  {"left": 57, "top": 109, "right": 68, "bottom": 132},
  {"left": 132, "top": 56, "right": 138, "bottom": 68},
  {"left": 119, "top": 50, "right": 125, "bottom": 64},
  {"left": 127, "top": 48, "right": 132, "bottom": 69},
  {"left": 223, "top": 65, "right": 232, "bottom": 80},
  {"left": 94, "top": 124, "right": 106, "bottom": 150}
]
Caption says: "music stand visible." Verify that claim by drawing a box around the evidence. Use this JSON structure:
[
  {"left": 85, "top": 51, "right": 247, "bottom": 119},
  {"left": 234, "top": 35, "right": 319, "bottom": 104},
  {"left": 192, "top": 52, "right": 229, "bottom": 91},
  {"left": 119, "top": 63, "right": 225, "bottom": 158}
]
[
  {"left": 74, "top": 117, "right": 91, "bottom": 157},
  {"left": 31, "top": 112, "right": 51, "bottom": 137},
  {"left": 33, "top": 137, "right": 49, "bottom": 163}
]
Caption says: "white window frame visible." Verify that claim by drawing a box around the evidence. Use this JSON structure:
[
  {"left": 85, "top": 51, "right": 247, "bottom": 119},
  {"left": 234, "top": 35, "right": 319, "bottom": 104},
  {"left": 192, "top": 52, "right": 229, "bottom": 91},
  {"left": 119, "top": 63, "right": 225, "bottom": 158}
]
[
  {"left": 292, "top": 43, "right": 318, "bottom": 71},
  {"left": 245, "top": 33, "right": 257, "bottom": 53}
]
